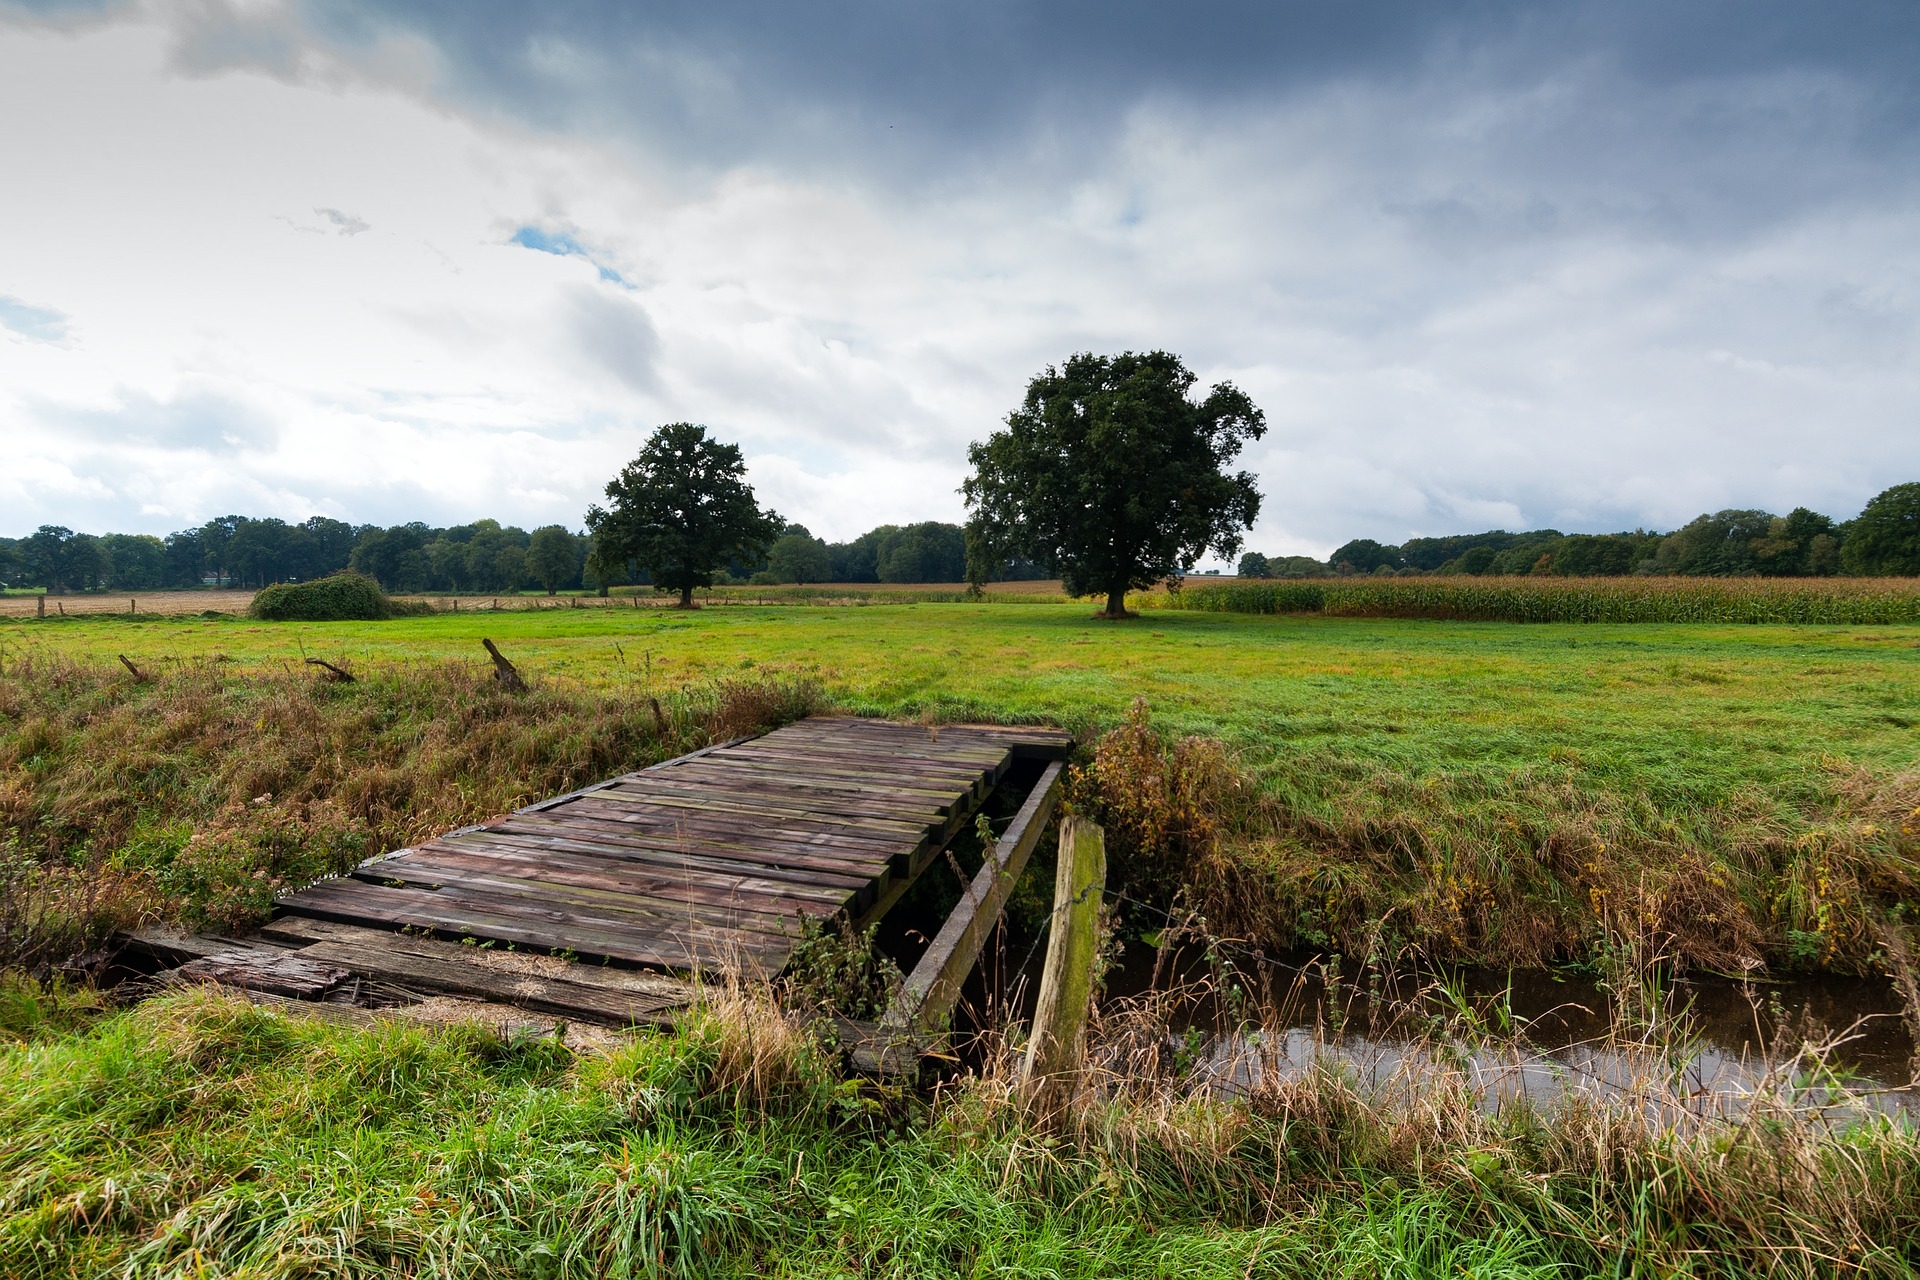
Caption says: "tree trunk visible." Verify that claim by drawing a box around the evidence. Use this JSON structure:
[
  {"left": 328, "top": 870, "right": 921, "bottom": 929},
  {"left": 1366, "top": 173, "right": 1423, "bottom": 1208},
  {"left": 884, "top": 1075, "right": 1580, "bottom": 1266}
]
[
  {"left": 679, "top": 583, "right": 694, "bottom": 608},
  {"left": 1104, "top": 580, "right": 1129, "bottom": 618}
]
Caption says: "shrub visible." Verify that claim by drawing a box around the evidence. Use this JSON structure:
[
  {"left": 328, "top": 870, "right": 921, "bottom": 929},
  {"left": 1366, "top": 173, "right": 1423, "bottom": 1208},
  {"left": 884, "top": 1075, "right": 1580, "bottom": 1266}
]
[
  {"left": 249, "top": 572, "right": 396, "bottom": 621},
  {"left": 1064, "top": 698, "right": 1237, "bottom": 915}
]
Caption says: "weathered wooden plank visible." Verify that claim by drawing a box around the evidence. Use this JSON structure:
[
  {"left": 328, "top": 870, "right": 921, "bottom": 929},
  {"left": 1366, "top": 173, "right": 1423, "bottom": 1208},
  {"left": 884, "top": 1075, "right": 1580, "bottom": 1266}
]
[
  {"left": 460, "top": 829, "right": 895, "bottom": 909},
  {"left": 258, "top": 916, "right": 697, "bottom": 1002},
  {"left": 352, "top": 862, "right": 820, "bottom": 940},
  {"left": 400, "top": 833, "right": 866, "bottom": 903},
  {"left": 550, "top": 808, "right": 919, "bottom": 865},
  {"left": 688, "top": 757, "right": 975, "bottom": 807},
  {"left": 118, "top": 928, "right": 288, "bottom": 965},
  {"left": 278, "top": 879, "right": 780, "bottom": 971},
  {"left": 614, "top": 770, "right": 954, "bottom": 822},
  {"left": 588, "top": 784, "right": 939, "bottom": 836},
  {"left": 722, "top": 736, "right": 1009, "bottom": 772},
  {"left": 441, "top": 819, "right": 885, "bottom": 887},
  {"left": 536, "top": 799, "right": 916, "bottom": 858},
  {"left": 295, "top": 940, "right": 691, "bottom": 1027},
  {"left": 710, "top": 749, "right": 999, "bottom": 801},
  {"left": 366, "top": 847, "right": 845, "bottom": 931},
  {"left": 175, "top": 950, "right": 349, "bottom": 999},
  {"left": 790, "top": 717, "right": 1069, "bottom": 752}
]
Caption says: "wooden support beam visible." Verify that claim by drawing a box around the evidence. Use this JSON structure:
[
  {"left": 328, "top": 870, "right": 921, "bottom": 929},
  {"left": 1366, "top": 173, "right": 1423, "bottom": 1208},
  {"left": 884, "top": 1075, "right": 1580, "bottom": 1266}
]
[
  {"left": 855, "top": 759, "right": 1063, "bottom": 1074},
  {"left": 1021, "top": 816, "right": 1106, "bottom": 1107}
]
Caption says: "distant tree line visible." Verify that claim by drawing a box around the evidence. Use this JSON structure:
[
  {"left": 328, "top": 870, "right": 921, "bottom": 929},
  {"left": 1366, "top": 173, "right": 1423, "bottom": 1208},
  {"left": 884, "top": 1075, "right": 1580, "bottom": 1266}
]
[
  {"left": 0, "top": 516, "right": 595, "bottom": 595},
  {"left": 0, "top": 511, "right": 1034, "bottom": 594},
  {"left": 1237, "top": 482, "right": 1920, "bottom": 580}
]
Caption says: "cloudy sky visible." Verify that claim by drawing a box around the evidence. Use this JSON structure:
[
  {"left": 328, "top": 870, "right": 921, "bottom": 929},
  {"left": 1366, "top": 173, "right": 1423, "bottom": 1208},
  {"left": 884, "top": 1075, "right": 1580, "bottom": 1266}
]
[{"left": 2, "top": 1, "right": 1916, "bottom": 558}]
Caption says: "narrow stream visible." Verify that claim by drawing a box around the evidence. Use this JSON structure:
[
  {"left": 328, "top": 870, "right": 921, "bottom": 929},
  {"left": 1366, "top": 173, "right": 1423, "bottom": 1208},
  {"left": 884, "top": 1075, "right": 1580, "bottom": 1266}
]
[{"left": 997, "top": 941, "right": 1920, "bottom": 1119}]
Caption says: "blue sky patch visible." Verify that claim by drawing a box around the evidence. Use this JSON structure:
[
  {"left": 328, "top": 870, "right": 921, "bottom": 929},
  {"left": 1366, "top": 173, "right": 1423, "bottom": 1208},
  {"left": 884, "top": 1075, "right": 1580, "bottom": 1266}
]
[
  {"left": 0, "top": 294, "right": 68, "bottom": 343},
  {"left": 510, "top": 226, "right": 629, "bottom": 286}
]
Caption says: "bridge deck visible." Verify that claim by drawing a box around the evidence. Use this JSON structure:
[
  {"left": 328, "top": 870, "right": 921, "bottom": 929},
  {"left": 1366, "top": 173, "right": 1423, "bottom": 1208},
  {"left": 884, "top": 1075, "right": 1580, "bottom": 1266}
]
[{"left": 273, "top": 716, "right": 1072, "bottom": 975}]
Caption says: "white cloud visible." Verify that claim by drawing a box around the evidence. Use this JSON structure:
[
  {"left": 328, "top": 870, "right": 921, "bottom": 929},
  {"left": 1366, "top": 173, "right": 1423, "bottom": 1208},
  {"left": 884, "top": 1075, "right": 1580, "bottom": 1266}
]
[{"left": 0, "top": 7, "right": 1915, "bottom": 563}]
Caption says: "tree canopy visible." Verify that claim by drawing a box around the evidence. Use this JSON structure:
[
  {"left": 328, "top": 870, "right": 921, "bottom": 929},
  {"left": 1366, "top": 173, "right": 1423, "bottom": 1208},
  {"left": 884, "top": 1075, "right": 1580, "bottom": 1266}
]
[
  {"left": 1842, "top": 482, "right": 1920, "bottom": 575},
  {"left": 962, "top": 351, "right": 1266, "bottom": 617},
  {"left": 585, "top": 422, "right": 780, "bottom": 607},
  {"left": 527, "top": 525, "right": 580, "bottom": 594},
  {"left": 768, "top": 533, "right": 832, "bottom": 584}
]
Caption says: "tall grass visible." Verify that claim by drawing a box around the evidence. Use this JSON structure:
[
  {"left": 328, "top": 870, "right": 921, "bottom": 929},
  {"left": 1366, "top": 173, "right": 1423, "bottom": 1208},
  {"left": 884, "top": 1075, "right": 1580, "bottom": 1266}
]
[
  {"left": 0, "top": 656, "right": 825, "bottom": 968},
  {"left": 1161, "top": 575, "right": 1920, "bottom": 624},
  {"left": 5, "top": 980, "right": 1918, "bottom": 1278},
  {"left": 1069, "top": 700, "right": 1920, "bottom": 976}
]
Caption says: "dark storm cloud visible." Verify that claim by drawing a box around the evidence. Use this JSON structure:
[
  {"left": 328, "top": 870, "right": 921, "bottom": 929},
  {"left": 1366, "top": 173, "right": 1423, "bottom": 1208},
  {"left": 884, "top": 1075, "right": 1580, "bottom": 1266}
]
[{"left": 280, "top": 1, "right": 1920, "bottom": 165}]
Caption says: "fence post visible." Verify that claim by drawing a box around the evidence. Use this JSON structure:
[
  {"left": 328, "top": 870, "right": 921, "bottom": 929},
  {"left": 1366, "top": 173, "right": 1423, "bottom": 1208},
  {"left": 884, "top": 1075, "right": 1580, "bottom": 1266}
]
[{"left": 1022, "top": 816, "right": 1106, "bottom": 1103}]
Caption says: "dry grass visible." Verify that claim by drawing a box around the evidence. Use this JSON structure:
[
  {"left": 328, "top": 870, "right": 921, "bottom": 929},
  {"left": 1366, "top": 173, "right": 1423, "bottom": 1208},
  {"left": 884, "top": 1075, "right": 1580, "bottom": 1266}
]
[
  {"left": 0, "top": 654, "right": 825, "bottom": 967},
  {"left": 0, "top": 590, "right": 260, "bottom": 618},
  {"left": 1068, "top": 700, "right": 1920, "bottom": 977}
]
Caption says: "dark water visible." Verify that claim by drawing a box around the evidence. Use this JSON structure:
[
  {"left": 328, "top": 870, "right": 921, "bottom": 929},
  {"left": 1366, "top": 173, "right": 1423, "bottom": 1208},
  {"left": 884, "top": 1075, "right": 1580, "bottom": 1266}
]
[{"left": 1017, "top": 943, "right": 1920, "bottom": 1117}]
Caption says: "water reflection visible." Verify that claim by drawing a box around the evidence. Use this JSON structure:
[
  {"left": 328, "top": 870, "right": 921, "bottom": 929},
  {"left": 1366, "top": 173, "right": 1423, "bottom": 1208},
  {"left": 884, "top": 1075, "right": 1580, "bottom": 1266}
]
[{"left": 1092, "top": 945, "right": 1920, "bottom": 1119}]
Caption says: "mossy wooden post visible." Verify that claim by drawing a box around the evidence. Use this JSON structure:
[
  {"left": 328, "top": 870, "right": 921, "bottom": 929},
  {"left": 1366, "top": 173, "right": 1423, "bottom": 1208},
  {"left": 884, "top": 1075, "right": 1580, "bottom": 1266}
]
[{"left": 1022, "top": 816, "right": 1105, "bottom": 1102}]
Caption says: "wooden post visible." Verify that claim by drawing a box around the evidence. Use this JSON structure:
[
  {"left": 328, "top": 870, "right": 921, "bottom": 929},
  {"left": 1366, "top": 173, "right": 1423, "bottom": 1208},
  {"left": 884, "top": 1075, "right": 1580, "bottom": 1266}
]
[
  {"left": 1021, "top": 816, "right": 1106, "bottom": 1100},
  {"left": 36, "top": 594, "right": 44, "bottom": 618},
  {"left": 481, "top": 638, "right": 528, "bottom": 692}
]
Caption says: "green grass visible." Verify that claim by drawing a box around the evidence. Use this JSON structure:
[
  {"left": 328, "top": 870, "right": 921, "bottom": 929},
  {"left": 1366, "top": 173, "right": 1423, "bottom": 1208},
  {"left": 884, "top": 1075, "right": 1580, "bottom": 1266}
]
[
  {"left": 8, "top": 607, "right": 1920, "bottom": 1274},
  {"left": 6, "top": 602, "right": 1919, "bottom": 970},
  {"left": 5, "top": 985, "right": 1918, "bottom": 1279},
  {"left": 8, "top": 601, "right": 1917, "bottom": 800}
]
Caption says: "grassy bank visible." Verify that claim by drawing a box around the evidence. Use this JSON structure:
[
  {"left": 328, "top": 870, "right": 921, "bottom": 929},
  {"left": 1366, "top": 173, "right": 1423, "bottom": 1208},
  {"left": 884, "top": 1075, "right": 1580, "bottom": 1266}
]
[
  {"left": 1163, "top": 575, "right": 1920, "bottom": 624},
  {"left": 4, "top": 604, "right": 1919, "bottom": 973},
  {"left": 5, "top": 983, "right": 1918, "bottom": 1278}
]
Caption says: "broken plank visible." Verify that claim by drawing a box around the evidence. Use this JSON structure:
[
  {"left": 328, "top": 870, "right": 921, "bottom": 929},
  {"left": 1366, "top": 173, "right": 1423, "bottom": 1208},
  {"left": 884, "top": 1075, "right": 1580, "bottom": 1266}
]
[
  {"left": 175, "top": 949, "right": 349, "bottom": 999},
  {"left": 258, "top": 918, "right": 696, "bottom": 1001},
  {"left": 294, "top": 940, "right": 691, "bottom": 1027}
]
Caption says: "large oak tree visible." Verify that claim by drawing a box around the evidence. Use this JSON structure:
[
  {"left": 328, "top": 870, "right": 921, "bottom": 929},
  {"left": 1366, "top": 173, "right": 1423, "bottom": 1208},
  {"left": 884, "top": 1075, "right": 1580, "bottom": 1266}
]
[
  {"left": 586, "top": 423, "right": 780, "bottom": 607},
  {"left": 962, "top": 351, "right": 1266, "bottom": 617}
]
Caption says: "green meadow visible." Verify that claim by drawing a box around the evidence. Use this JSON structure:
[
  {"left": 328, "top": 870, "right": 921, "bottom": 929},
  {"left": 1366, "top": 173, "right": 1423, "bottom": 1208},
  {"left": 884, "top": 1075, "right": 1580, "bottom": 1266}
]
[
  {"left": 8, "top": 600, "right": 1920, "bottom": 969},
  {"left": 9, "top": 601, "right": 1919, "bottom": 771},
  {"left": 8, "top": 602, "right": 1920, "bottom": 1275}
]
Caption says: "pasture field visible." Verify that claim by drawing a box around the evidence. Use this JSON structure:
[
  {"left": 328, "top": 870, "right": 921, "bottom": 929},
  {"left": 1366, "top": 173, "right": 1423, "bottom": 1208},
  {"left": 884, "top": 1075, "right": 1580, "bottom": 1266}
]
[
  {"left": 6, "top": 600, "right": 1920, "bottom": 970},
  {"left": 7, "top": 599, "right": 1917, "bottom": 776},
  {"left": 8, "top": 602, "right": 1920, "bottom": 1276}
]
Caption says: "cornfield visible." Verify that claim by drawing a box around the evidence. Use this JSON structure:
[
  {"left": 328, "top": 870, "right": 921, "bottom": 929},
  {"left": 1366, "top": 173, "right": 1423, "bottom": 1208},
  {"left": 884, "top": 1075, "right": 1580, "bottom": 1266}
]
[{"left": 1160, "top": 575, "right": 1920, "bottom": 624}]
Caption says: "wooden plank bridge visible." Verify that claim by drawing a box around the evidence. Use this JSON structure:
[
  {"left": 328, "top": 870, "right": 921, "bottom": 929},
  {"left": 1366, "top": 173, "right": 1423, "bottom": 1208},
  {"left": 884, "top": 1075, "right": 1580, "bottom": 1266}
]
[{"left": 127, "top": 716, "right": 1072, "bottom": 1061}]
